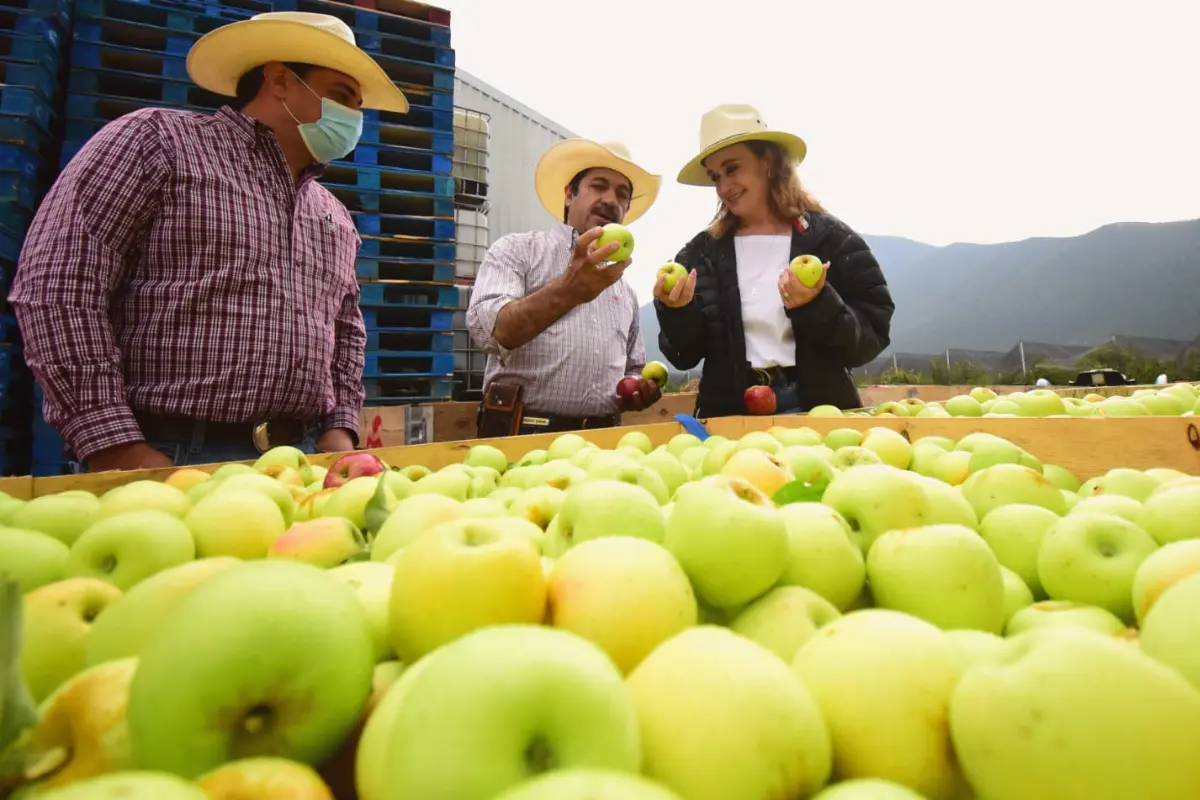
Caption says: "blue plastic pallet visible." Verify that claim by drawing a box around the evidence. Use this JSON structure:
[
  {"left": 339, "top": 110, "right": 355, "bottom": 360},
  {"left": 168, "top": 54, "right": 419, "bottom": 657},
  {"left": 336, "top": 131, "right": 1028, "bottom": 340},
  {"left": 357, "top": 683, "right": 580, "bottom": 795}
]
[
  {"left": 74, "top": 17, "right": 200, "bottom": 54},
  {"left": 0, "top": 224, "right": 23, "bottom": 263},
  {"left": 359, "top": 116, "right": 452, "bottom": 154},
  {"left": 355, "top": 257, "right": 454, "bottom": 284},
  {"left": 364, "top": 328, "right": 452, "bottom": 352},
  {"left": 360, "top": 306, "right": 453, "bottom": 331},
  {"left": 359, "top": 235, "right": 454, "bottom": 263},
  {"left": 359, "top": 281, "right": 459, "bottom": 309},
  {"left": 1, "top": 0, "right": 70, "bottom": 21},
  {"left": 271, "top": 0, "right": 451, "bottom": 46},
  {"left": 1, "top": 7, "right": 69, "bottom": 38},
  {"left": 0, "top": 86, "right": 56, "bottom": 131},
  {"left": 363, "top": 375, "right": 454, "bottom": 404},
  {"left": 0, "top": 60, "right": 60, "bottom": 104},
  {"left": 328, "top": 187, "right": 454, "bottom": 218},
  {"left": 353, "top": 28, "right": 453, "bottom": 69},
  {"left": 0, "top": 203, "right": 32, "bottom": 236},
  {"left": 0, "top": 173, "right": 39, "bottom": 210},
  {"left": 68, "top": 69, "right": 222, "bottom": 110},
  {"left": 76, "top": 0, "right": 255, "bottom": 31},
  {"left": 70, "top": 42, "right": 192, "bottom": 82},
  {"left": 0, "top": 30, "right": 64, "bottom": 77},
  {"left": 322, "top": 162, "right": 453, "bottom": 195},
  {"left": 352, "top": 212, "right": 454, "bottom": 240},
  {"left": 363, "top": 350, "right": 454, "bottom": 378},
  {"left": 0, "top": 314, "right": 22, "bottom": 344},
  {"left": 342, "top": 143, "right": 452, "bottom": 175}
]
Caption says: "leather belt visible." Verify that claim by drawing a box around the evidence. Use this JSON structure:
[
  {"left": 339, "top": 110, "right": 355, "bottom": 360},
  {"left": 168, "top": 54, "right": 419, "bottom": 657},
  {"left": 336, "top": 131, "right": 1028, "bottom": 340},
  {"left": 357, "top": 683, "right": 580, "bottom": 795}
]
[
  {"left": 135, "top": 414, "right": 309, "bottom": 453},
  {"left": 749, "top": 365, "right": 798, "bottom": 387},
  {"left": 520, "top": 411, "right": 619, "bottom": 433}
]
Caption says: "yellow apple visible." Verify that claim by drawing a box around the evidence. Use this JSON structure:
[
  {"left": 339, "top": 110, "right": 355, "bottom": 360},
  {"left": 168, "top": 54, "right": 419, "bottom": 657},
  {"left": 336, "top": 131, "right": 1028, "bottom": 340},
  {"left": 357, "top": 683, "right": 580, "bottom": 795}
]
[
  {"left": 196, "top": 757, "right": 334, "bottom": 799},
  {"left": 860, "top": 427, "right": 913, "bottom": 470},
  {"left": 792, "top": 609, "right": 971, "bottom": 799},
  {"left": 718, "top": 448, "right": 794, "bottom": 497},
  {"left": 21, "top": 578, "right": 123, "bottom": 703},
  {"left": 546, "top": 536, "right": 696, "bottom": 674},
  {"left": 1138, "top": 571, "right": 1200, "bottom": 691},
  {"left": 628, "top": 626, "right": 832, "bottom": 800},
  {"left": 728, "top": 586, "right": 840, "bottom": 663},
  {"left": 1130, "top": 539, "right": 1200, "bottom": 623}
]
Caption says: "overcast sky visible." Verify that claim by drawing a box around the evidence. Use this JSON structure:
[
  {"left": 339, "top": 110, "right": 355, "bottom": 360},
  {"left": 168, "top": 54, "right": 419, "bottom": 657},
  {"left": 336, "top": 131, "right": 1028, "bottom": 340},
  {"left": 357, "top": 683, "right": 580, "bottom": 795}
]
[{"left": 436, "top": 0, "right": 1200, "bottom": 303}]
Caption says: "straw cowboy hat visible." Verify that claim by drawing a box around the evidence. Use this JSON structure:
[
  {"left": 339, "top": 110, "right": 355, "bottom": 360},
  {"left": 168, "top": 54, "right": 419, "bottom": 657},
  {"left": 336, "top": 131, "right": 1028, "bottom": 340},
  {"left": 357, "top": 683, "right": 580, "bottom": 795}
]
[
  {"left": 677, "top": 104, "right": 807, "bottom": 186},
  {"left": 534, "top": 139, "right": 661, "bottom": 225},
  {"left": 187, "top": 12, "right": 409, "bottom": 113}
]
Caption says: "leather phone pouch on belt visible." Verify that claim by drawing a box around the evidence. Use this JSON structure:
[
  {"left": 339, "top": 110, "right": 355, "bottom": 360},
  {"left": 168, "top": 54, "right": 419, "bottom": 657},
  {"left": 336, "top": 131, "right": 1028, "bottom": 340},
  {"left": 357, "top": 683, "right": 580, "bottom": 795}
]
[{"left": 477, "top": 382, "right": 524, "bottom": 438}]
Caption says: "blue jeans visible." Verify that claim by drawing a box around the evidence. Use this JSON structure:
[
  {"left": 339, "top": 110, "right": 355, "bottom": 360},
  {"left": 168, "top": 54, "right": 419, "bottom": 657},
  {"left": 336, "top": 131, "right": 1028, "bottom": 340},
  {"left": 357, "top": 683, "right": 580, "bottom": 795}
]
[
  {"left": 774, "top": 382, "right": 804, "bottom": 414},
  {"left": 70, "top": 421, "right": 319, "bottom": 473}
]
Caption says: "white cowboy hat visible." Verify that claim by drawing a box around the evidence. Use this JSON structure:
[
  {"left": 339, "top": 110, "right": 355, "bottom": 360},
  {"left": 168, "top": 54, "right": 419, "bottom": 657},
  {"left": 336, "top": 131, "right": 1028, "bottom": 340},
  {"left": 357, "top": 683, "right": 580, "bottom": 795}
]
[
  {"left": 677, "top": 104, "right": 807, "bottom": 186},
  {"left": 534, "top": 139, "right": 661, "bottom": 225},
  {"left": 186, "top": 12, "right": 409, "bottom": 113}
]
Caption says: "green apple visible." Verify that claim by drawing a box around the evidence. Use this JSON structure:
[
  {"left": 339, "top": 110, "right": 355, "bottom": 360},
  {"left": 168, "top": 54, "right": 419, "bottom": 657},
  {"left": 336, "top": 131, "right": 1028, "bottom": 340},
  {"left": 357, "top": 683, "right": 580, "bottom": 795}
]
[
  {"left": 547, "top": 433, "right": 591, "bottom": 461},
  {"left": 914, "top": 403, "right": 950, "bottom": 418},
  {"left": 506, "top": 486, "right": 565, "bottom": 530},
  {"left": 792, "top": 609, "right": 970, "bottom": 799},
  {"left": 196, "top": 756, "right": 335, "bottom": 798},
  {"left": 397, "top": 464, "right": 431, "bottom": 481},
  {"left": 871, "top": 401, "right": 910, "bottom": 417},
  {"left": 1131, "top": 539, "right": 1200, "bottom": 623},
  {"left": 775, "top": 444, "right": 837, "bottom": 485},
  {"left": 808, "top": 405, "right": 845, "bottom": 418},
  {"left": 1145, "top": 467, "right": 1191, "bottom": 485},
  {"left": 868, "top": 524, "right": 1006, "bottom": 633},
  {"left": 0, "top": 490, "right": 26, "bottom": 523},
  {"left": 86, "top": 557, "right": 243, "bottom": 666},
  {"left": 930, "top": 450, "right": 971, "bottom": 485},
  {"left": 595, "top": 222, "right": 634, "bottom": 261},
  {"left": 640, "top": 450, "right": 688, "bottom": 498},
  {"left": 209, "top": 473, "right": 296, "bottom": 525},
  {"left": 1138, "top": 392, "right": 1188, "bottom": 415},
  {"left": 459, "top": 497, "right": 508, "bottom": 518},
  {"left": 664, "top": 476, "right": 787, "bottom": 608},
  {"left": 618, "top": 430, "right": 654, "bottom": 454},
  {"left": 811, "top": 778, "right": 928, "bottom": 799},
  {"left": 254, "top": 445, "right": 313, "bottom": 479},
  {"left": 12, "top": 658, "right": 139, "bottom": 795},
  {"left": 629, "top": 626, "right": 832, "bottom": 800},
  {"left": 949, "top": 627, "right": 1200, "bottom": 799},
  {"left": 1135, "top": 482, "right": 1200, "bottom": 545},
  {"left": 729, "top": 586, "right": 840, "bottom": 663},
  {"left": 943, "top": 394, "right": 984, "bottom": 417},
  {"left": 326, "top": 561, "right": 396, "bottom": 663},
  {"left": 776, "top": 502, "right": 865, "bottom": 609},
  {"left": 358, "top": 624, "right": 641, "bottom": 798},
  {"left": 960, "top": 464, "right": 1067, "bottom": 519},
  {"left": 977, "top": 503, "right": 1061, "bottom": 596},
  {"left": 1096, "top": 396, "right": 1151, "bottom": 417},
  {"left": 656, "top": 261, "right": 688, "bottom": 294},
  {"left": 1013, "top": 388, "right": 1067, "bottom": 416},
  {"left": 859, "top": 427, "right": 912, "bottom": 470},
  {"left": 516, "top": 449, "right": 548, "bottom": 467},
  {"left": 267, "top": 518, "right": 367, "bottom": 568},
  {"left": 943, "top": 629, "right": 1009, "bottom": 672},
  {"left": 699, "top": 440, "right": 737, "bottom": 475},
  {"left": 1138, "top": 571, "right": 1200, "bottom": 691},
  {"left": 486, "top": 487, "right": 522, "bottom": 508},
  {"left": 370, "top": 493, "right": 464, "bottom": 561},
  {"left": 542, "top": 479, "right": 664, "bottom": 558},
  {"left": 546, "top": 536, "right": 696, "bottom": 674},
  {"left": 388, "top": 518, "right": 546, "bottom": 662},
  {"left": 913, "top": 474, "right": 979, "bottom": 529},
  {"left": 1037, "top": 512, "right": 1157, "bottom": 622},
  {"left": 584, "top": 460, "right": 670, "bottom": 505},
  {"left": 1070, "top": 493, "right": 1142, "bottom": 522},
  {"left": 770, "top": 426, "right": 824, "bottom": 447},
  {"left": 907, "top": 441, "right": 948, "bottom": 477},
  {"left": 95, "top": 480, "right": 191, "bottom": 521},
  {"left": 642, "top": 360, "right": 669, "bottom": 387},
  {"left": 830, "top": 446, "right": 883, "bottom": 470},
  {"left": 1078, "top": 467, "right": 1161, "bottom": 502},
  {"left": 28, "top": 771, "right": 207, "bottom": 798},
  {"left": 0, "top": 526, "right": 70, "bottom": 591},
  {"left": 493, "top": 769, "right": 682, "bottom": 800},
  {"left": 1000, "top": 564, "right": 1034, "bottom": 622},
  {"left": 8, "top": 491, "right": 101, "bottom": 546},
  {"left": 1005, "top": 600, "right": 1128, "bottom": 637},
  {"left": 788, "top": 253, "right": 824, "bottom": 287},
  {"left": 185, "top": 489, "right": 288, "bottom": 559},
  {"left": 409, "top": 469, "right": 472, "bottom": 502},
  {"left": 67, "top": 511, "right": 196, "bottom": 590},
  {"left": 20, "top": 577, "right": 123, "bottom": 703},
  {"left": 822, "top": 465, "right": 934, "bottom": 553},
  {"left": 733, "top": 430, "right": 783, "bottom": 455},
  {"left": 126, "top": 561, "right": 375, "bottom": 778},
  {"left": 464, "top": 444, "right": 508, "bottom": 474}
]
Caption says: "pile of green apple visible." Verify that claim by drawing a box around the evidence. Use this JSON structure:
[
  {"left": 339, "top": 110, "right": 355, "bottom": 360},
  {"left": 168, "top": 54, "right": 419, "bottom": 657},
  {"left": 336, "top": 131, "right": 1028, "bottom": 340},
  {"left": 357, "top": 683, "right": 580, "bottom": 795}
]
[
  {"left": 815, "top": 381, "right": 1200, "bottom": 418},
  {"left": 2, "top": 422, "right": 1200, "bottom": 800}
]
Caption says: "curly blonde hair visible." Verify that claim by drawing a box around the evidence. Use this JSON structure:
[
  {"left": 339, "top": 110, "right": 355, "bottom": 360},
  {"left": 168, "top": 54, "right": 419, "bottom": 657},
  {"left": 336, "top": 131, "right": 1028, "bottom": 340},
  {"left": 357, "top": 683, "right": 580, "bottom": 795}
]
[{"left": 707, "top": 140, "right": 825, "bottom": 239}]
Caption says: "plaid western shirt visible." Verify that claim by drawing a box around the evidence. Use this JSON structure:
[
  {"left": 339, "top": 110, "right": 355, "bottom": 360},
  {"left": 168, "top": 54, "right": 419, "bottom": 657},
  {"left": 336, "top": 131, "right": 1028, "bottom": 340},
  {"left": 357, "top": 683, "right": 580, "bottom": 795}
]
[
  {"left": 466, "top": 223, "right": 646, "bottom": 417},
  {"left": 9, "top": 106, "right": 367, "bottom": 462}
]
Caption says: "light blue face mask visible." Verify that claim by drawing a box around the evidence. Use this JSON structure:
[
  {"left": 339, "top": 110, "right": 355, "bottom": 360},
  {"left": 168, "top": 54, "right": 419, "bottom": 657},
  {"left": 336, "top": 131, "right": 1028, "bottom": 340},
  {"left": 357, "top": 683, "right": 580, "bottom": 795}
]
[{"left": 282, "top": 74, "right": 364, "bottom": 164}]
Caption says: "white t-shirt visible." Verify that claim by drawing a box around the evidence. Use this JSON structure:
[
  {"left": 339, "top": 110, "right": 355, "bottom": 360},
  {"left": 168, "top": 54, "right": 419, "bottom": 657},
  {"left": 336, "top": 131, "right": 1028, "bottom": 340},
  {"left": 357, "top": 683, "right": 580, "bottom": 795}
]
[{"left": 734, "top": 234, "right": 796, "bottom": 368}]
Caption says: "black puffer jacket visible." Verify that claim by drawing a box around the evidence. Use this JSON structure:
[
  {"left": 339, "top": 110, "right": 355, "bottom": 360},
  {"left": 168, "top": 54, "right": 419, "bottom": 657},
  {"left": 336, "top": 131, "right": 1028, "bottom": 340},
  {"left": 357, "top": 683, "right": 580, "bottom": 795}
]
[{"left": 654, "top": 212, "right": 894, "bottom": 418}]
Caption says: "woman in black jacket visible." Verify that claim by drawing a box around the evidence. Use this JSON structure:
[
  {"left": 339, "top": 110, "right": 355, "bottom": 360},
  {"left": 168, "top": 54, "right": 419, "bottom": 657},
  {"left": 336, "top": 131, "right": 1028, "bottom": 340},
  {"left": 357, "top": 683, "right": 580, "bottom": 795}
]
[{"left": 654, "top": 104, "right": 894, "bottom": 418}]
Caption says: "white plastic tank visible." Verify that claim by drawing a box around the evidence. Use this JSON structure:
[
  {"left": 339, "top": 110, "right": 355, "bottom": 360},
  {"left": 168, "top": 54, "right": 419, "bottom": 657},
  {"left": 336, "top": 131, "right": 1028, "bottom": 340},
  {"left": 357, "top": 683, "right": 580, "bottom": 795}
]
[{"left": 453, "top": 107, "right": 489, "bottom": 207}]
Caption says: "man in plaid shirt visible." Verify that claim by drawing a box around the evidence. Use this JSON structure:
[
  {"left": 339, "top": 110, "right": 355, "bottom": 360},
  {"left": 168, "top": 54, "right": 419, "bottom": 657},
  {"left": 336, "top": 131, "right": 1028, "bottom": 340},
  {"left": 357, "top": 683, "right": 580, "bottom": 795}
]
[{"left": 10, "top": 12, "right": 409, "bottom": 471}]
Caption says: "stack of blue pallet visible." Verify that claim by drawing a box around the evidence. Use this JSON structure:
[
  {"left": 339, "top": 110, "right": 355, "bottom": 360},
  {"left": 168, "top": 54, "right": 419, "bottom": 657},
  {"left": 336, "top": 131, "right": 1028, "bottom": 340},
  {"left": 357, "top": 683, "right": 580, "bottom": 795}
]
[
  {"left": 1, "top": 0, "right": 71, "bottom": 476},
  {"left": 17, "top": 0, "right": 455, "bottom": 474}
]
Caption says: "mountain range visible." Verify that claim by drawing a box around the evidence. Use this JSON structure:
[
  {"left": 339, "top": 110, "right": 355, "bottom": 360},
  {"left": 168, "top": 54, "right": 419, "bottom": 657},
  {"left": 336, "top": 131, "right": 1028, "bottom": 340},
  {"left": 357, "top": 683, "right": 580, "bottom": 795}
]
[{"left": 639, "top": 218, "right": 1200, "bottom": 376}]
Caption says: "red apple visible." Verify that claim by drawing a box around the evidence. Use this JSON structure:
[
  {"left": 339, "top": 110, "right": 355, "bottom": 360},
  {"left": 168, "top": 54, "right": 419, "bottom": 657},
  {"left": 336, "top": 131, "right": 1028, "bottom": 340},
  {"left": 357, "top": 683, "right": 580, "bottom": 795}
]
[
  {"left": 744, "top": 386, "right": 778, "bottom": 415},
  {"left": 324, "top": 452, "right": 387, "bottom": 489},
  {"left": 616, "top": 376, "right": 643, "bottom": 402}
]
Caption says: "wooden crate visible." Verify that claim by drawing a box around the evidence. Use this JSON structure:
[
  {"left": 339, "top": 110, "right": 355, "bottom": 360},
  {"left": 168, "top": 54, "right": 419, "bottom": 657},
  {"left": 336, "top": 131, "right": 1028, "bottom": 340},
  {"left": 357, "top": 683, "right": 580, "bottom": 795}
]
[{"left": 1, "top": 416, "right": 1196, "bottom": 500}]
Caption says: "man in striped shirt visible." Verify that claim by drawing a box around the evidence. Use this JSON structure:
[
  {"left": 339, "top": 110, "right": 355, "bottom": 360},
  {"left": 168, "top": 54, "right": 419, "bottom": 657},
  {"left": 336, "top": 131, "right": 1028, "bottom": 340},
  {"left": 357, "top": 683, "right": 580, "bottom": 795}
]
[
  {"left": 10, "top": 13, "right": 409, "bottom": 471},
  {"left": 467, "top": 139, "right": 663, "bottom": 435}
]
